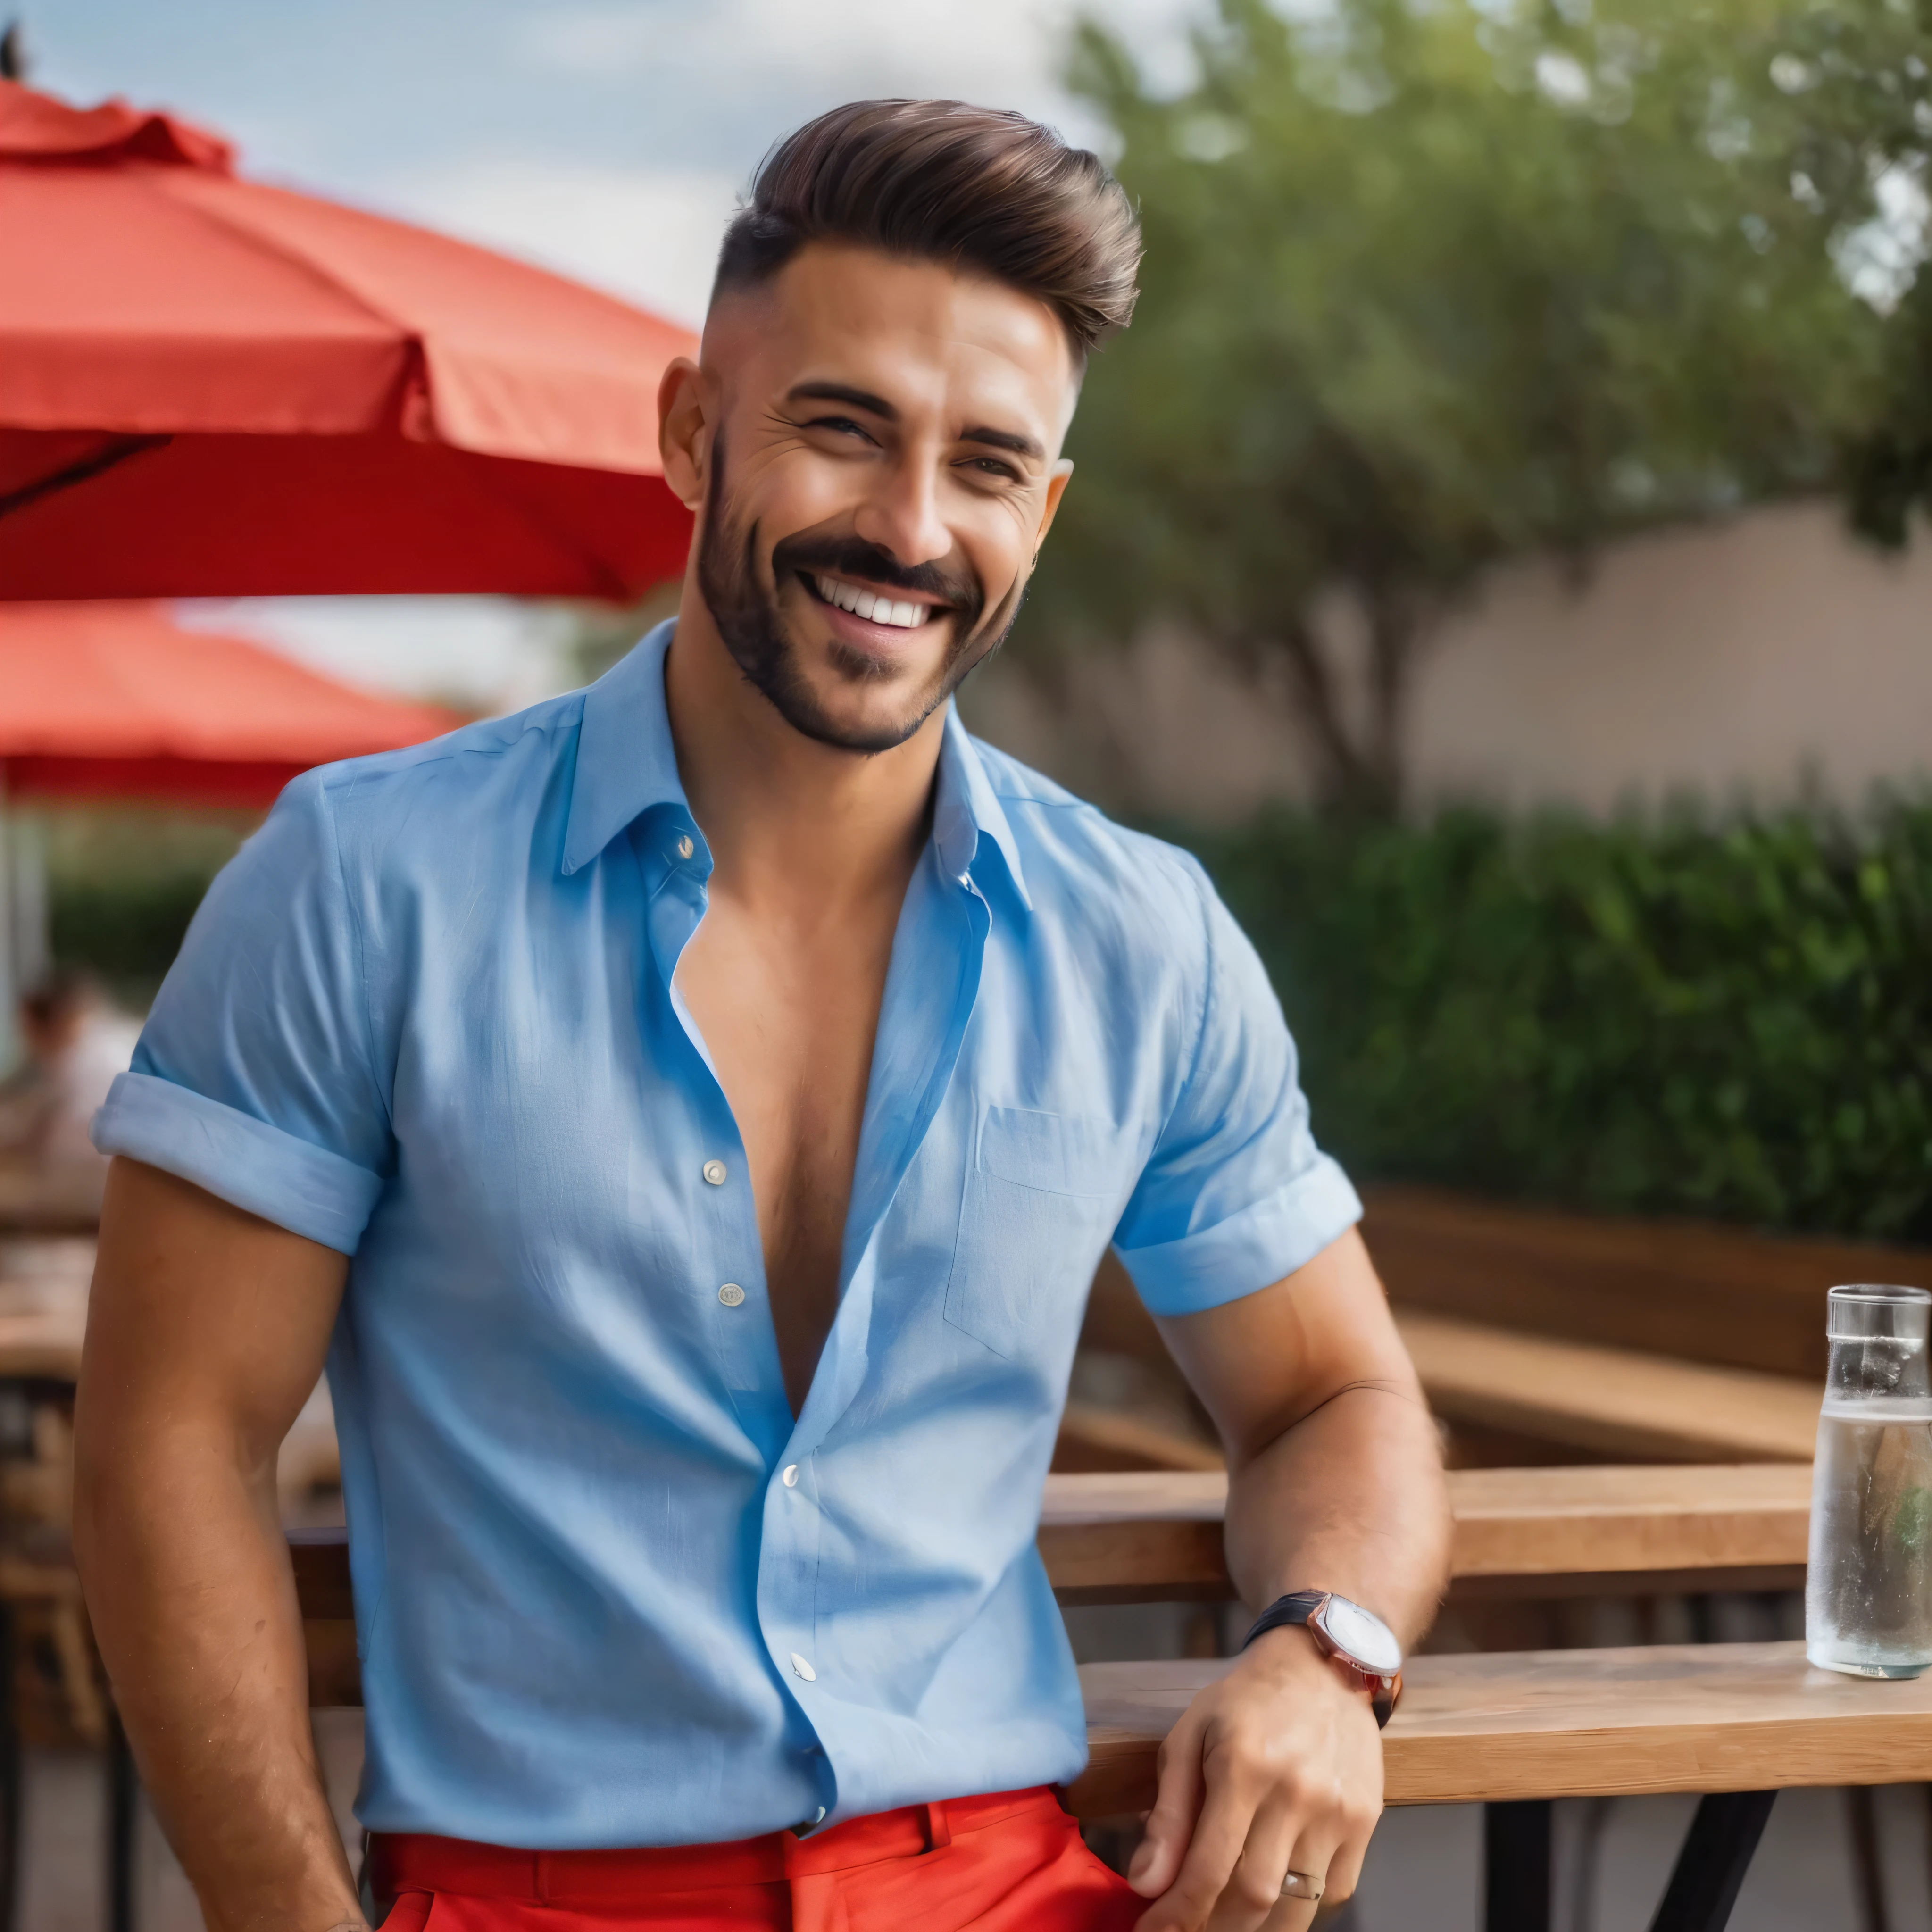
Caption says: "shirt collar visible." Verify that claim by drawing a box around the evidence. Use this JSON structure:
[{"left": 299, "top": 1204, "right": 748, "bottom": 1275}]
[
  {"left": 562, "top": 620, "right": 687, "bottom": 878},
  {"left": 562, "top": 617, "right": 1031, "bottom": 912},
  {"left": 935, "top": 706, "right": 1032, "bottom": 913}
]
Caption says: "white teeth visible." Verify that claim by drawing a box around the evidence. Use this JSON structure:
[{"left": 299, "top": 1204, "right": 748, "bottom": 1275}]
[{"left": 813, "top": 575, "right": 930, "bottom": 628}]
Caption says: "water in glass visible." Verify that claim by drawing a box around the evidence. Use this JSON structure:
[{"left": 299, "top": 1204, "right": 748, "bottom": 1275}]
[{"left": 1806, "top": 1283, "right": 1932, "bottom": 1679}]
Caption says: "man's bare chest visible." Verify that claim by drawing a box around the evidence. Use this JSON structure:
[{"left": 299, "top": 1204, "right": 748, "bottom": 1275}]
[{"left": 674, "top": 901, "right": 895, "bottom": 1401}]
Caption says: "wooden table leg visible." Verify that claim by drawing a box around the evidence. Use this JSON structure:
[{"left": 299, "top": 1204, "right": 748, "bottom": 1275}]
[
  {"left": 1483, "top": 1798, "right": 1551, "bottom": 1932},
  {"left": 1647, "top": 1790, "right": 1776, "bottom": 1932},
  {"left": 107, "top": 1707, "right": 136, "bottom": 1932},
  {"left": 1845, "top": 1785, "right": 1890, "bottom": 1932},
  {"left": 0, "top": 1601, "right": 18, "bottom": 1932}
]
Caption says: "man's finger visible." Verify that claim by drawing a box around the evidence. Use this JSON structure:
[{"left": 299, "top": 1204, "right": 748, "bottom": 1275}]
[
  {"left": 1314, "top": 1801, "right": 1377, "bottom": 1907},
  {"left": 1258, "top": 1826, "right": 1347, "bottom": 1932},
  {"left": 1128, "top": 1720, "right": 1207, "bottom": 1899},
  {"left": 1203, "top": 1801, "right": 1300, "bottom": 1932},
  {"left": 1137, "top": 1738, "right": 1276, "bottom": 1932}
]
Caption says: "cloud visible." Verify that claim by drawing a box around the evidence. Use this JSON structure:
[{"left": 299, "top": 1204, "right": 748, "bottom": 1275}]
[
  {"left": 523, "top": 0, "right": 1061, "bottom": 100},
  {"left": 390, "top": 156, "right": 743, "bottom": 327},
  {"left": 515, "top": 0, "right": 1199, "bottom": 132}
]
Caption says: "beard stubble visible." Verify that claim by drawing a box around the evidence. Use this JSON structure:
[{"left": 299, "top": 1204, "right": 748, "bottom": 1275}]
[{"left": 695, "top": 439, "right": 1026, "bottom": 755}]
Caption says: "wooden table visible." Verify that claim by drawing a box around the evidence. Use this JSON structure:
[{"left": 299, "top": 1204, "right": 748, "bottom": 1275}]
[
  {"left": 289, "top": 1470, "right": 1832, "bottom": 1929},
  {"left": 0, "top": 1170, "right": 102, "bottom": 1240},
  {"left": 0, "top": 1308, "right": 83, "bottom": 1383},
  {"left": 1039, "top": 1462, "right": 1813, "bottom": 1604},
  {"left": 0, "top": 1237, "right": 90, "bottom": 1383},
  {"left": 1076, "top": 1641, "right": 1927, "bottom": 1931},
  {"left": 1075, "top": 1640, "right": 1932, "bottom": 1812}
]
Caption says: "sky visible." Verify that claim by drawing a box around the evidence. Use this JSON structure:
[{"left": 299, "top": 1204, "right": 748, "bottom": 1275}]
[{"left": 23, "top": 0, "right": 1200, "bottom": 707}]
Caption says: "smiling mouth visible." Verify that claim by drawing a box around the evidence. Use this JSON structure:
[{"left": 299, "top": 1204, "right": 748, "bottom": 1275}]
[{"left": 805, "top": 572, "right": 945, "bottom": 630}]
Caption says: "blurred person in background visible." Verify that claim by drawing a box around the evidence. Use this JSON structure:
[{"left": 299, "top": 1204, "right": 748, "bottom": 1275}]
[
  {"left": 72, "top": 100, "right": 1448, "bottom": 1932},
  {"left": 0, "top": 970, "right": 141, "bottom": 1203}
]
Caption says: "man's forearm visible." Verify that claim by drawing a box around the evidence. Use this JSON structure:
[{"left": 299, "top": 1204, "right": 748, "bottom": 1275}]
[
  {"left": 73, "top": 1425, "right": 361, "bottom": 1932},
  {"left": 1223, "top": 1382, "right": 1449, "bottom": 1646}
]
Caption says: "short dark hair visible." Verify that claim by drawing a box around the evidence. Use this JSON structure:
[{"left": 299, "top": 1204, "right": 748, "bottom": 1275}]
[{"left": 713, "top": 99, "right": 1140, "bottom": 361}]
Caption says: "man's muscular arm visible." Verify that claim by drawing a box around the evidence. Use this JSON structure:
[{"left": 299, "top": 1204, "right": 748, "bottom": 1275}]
[
  {"left": 1130, "top": 1226, "right": 1451, "bottom": 1932},
  {"left": 73, "top": 1157, "right": 363, "bottom": 1932}
]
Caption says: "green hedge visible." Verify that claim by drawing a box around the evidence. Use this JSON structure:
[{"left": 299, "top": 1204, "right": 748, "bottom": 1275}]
[
  {"left": 1183, "top": 802, "right": 1932, "bottom": 1243},
  {"left": 41, "top": 809, "right": 245, "bottom": 1006},
  {"left": 50, "top": 871, "right": 219, "bottom": 1005},
  {"left": 47, "top": 799, "right": 1932, "bottom": 1243}
]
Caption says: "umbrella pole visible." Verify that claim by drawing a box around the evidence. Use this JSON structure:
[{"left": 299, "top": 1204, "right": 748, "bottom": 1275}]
[
  {"left": 0, "top": 783, "right": 42, "bottom": 1079},
  {"left": 0, "top": 775, "right": 14, "bottom": 1077},
  {"left": 10, "top": 816, "right": 48, "bottom": 997}
]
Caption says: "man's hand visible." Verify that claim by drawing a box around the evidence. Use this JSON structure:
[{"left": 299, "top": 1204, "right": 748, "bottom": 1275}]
[
  {"left": 1128, "top": 1629, "right": 1381, "bottom": 1931},
  {"left": 1130, "top": 1227, "right": 1452, "bottom": 1931}
]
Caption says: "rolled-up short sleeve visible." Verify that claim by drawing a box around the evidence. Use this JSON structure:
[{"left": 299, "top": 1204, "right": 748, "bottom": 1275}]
[
  {"left": 1113, "top": 858, "right": 1361, "bottom": 1317},
  {"left": 92, "top": 769, "right": 391, "bottom": 1253}
]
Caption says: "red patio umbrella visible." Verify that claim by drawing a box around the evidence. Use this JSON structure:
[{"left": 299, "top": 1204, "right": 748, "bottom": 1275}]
[
  {"left": 0, "top": 603, "right": 463, "bottom": 808},
  {"left": 0, "top": 81, "right": 700, "bottom": 601}
]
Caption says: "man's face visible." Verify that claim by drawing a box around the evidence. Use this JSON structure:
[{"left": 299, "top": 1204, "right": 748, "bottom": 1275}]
[{"left": 680, "top": 243, "right": 1078, "bottom": 754}]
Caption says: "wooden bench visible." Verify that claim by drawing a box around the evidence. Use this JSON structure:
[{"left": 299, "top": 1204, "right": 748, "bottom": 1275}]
[
  {"left": 293, "top": 1463, "right": 1816, "bottom": 1633},
  {"left": 1038, "top": 1463, "right": 1812, "bottom": 1604},
  {"left": 1080, "top": 1246, "right": 1828, "bottom": 1469},
  {"left": 1362, "top": 1182, "right": 1932, "bottom": 1382},
  {"left": 1073, "top": 1641, "right": 1932, "bottom": 1932},
  {"left": 293, "top": 1460, "right": 1816, "bottom": 1706},
  {"left": 1395, "top": 1314, "right": 1820, "bottom": 1465}
]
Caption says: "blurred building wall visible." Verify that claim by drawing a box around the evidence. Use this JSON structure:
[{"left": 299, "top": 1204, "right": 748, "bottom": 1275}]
[{"left": 966, "top": 499, "right": 1932, "bottom": 820}]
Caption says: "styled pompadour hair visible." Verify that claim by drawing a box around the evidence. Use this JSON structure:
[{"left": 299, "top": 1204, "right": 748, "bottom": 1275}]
[{"left": 713, "top": 99, "right": 1141, "bottom": 361}]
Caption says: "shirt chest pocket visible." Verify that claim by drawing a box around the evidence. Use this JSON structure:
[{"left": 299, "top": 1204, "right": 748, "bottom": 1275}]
[{"left": 943, "top": 1107, "right": 1122, "bottom": 1362}]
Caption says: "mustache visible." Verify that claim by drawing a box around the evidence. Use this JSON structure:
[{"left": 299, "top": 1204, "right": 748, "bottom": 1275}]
[{"left": 771, "top": 532, "right": 982, "bottom": 620}]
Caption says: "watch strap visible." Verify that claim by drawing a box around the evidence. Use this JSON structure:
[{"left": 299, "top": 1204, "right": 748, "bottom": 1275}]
[
  {"left": 1242, "top": 1591, "right": 1402, "bottom": 1729},
  {"left": 1241, "top": 1590, "right": 1328, "bottom": 1649}
]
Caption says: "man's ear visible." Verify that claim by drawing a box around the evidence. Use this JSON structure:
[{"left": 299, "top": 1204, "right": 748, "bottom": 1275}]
[
  {"left": 1031, "top": 458, "right": 1075, "bottom": 560},
  {"left": 658, "top": 358, "right": 710, "bottom": 511}
]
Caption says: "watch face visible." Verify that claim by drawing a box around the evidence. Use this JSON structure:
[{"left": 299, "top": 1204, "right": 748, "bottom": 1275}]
[{"left": 1316, "top": 1595, "right": 1403, "bottom": 1676}]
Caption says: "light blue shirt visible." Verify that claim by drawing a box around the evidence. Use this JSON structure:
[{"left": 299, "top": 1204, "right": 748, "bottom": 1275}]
[{"left": 94, "top": 621, "right": 1361, "bottom": 1849}]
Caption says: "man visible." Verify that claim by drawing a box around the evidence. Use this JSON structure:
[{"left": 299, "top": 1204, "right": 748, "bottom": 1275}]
[
  {"left": 74, "top": 100, "right": 1449, "bottom": 1932},
  {"left": 0, "top": 970, "right": 141, "bottom": 1211}
]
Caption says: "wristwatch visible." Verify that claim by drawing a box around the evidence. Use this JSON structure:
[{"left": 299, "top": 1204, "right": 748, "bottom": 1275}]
[{"left": 1242, "top": 1590, "right": 1404, "bottom": 1728}]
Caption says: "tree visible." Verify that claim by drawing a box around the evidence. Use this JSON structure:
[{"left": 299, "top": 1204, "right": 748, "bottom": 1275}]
[
  {"left": 1025, "top": 0, "right": 1890, "bottom": 812},
  {"left": 1830, "top": 4, "right": 1932, "bottom": 546}
]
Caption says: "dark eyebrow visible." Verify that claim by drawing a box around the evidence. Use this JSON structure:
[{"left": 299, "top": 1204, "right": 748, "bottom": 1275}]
[
  {"left": 959, "top": 424, "right": 1045, "bottom": 464},
  {"left": 787, "top": 381, "right": 898, "bottom": 419}
]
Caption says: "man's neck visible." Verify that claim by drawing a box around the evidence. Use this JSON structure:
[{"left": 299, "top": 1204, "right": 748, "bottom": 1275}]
[{"left": 662, "top": 589, "right": 942, "bottom": 915}]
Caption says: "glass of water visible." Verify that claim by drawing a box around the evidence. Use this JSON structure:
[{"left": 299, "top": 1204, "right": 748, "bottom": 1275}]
[{"left": 1807, "top": 1283, "right": 1932, "bottom": 1679}]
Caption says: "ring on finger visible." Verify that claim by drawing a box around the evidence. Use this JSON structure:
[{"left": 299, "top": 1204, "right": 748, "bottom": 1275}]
[{"left": 1280, "top": 1869, "right": 1324, "bottom": 1902}]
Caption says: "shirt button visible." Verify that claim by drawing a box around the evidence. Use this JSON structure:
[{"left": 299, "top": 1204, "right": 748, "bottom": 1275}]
[
  {"left": 702, "top": 1159, "right": 727, "bottom": 1186},
  {"left": 782, "top": 1464, "right": 799, "bottom": 1487},
  {"left": 718, "top": 1283, "right": 746, "bottom": 1307},
  {"left": 676, "top": 834, "right": 695, "bottom": 860},
  {"left": 790, "top": 1652, "right": 816, "bottom": 1682}
]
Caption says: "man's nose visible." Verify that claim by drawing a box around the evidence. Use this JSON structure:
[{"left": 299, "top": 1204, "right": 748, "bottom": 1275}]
[{"left": 852, "top": 455, "right": 952, "bottom": 571}]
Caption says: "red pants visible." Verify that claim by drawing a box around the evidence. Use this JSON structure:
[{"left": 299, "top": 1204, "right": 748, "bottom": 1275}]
[{"left": 369, "top": 1787, "right": 1143, "bottom": 1932}]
